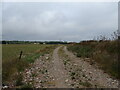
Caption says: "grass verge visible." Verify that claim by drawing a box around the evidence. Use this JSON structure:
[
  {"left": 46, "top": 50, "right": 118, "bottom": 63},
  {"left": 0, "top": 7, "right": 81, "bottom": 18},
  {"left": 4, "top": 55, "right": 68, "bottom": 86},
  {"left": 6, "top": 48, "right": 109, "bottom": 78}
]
[
  {"left": 67, "top": 40, "right": 119, "bottom": 79},
  {"left": 2, "top": 44, "right": 57, "bottom": 86}
]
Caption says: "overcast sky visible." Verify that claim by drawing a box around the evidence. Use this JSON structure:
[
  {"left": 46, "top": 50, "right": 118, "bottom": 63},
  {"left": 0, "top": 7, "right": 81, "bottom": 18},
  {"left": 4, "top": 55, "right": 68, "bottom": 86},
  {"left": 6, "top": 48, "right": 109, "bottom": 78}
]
[{"left": 2, "top": 2, "right": 118, "bottom": 42}]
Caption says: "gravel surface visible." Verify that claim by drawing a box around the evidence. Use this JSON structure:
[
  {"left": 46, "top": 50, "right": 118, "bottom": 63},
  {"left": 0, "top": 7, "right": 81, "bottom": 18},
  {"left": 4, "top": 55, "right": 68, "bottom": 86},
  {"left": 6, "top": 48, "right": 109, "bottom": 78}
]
[{"left": 22, "top": 46, "right": 119, "bottom": 88}]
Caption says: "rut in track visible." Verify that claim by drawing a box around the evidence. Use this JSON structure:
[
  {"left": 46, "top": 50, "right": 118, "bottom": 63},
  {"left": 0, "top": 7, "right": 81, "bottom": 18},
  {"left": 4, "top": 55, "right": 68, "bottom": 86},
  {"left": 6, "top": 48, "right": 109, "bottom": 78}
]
[{"left": 49, "top": 46, "right": 70, "bottom": 88}]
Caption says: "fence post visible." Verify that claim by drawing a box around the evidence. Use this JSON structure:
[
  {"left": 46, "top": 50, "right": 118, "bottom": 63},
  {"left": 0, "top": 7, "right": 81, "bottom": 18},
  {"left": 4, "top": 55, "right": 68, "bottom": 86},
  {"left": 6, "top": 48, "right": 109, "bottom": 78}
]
[{"left": 19, "top": 51, "right": 23, "bottom": 60}]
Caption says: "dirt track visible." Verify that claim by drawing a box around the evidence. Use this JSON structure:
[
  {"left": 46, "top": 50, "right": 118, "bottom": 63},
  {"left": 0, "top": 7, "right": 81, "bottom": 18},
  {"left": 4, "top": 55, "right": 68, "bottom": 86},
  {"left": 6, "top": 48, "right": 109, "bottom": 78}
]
[
  {"left": 49, "top": 46, "right": 70, "bottom": 88},
  {"left": 23, "top": 46, "right": 119, "bottom": 88}
]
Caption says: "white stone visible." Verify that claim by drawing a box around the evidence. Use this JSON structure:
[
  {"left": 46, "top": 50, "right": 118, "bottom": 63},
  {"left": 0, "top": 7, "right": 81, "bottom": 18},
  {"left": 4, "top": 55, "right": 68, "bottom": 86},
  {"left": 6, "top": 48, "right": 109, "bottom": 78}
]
[
  {"left": 24, "top": 79, "right": 27, "bottom": 82},
  {"left": 114, "top": 80, "right": 117, "bottom": 82},
  {"left": 89, "top": 72, "right": 92, "bottom": 74},
  {"left": 46, "top": 57, "right": 49, "bottom": 60},
  {"left": 3, "top": 86, "right": 8, "bottom": 89},
  {"left": 65, "top": 79, "right": 69, "bottom": 82},
  {"left": 112, "top": 81, "right": 114, "bottom": 84},
  {"left": 30, "top": 78, "right": 33, "bottom": 81},
  {"left": 74, "top": 64, "right": 77, "bottom": 66},
  {"left": 36, "top": 78, "right": 39, "bottom": 80},
  {"left": 39, "top": 80, "right": 42, "bottom": 83}
]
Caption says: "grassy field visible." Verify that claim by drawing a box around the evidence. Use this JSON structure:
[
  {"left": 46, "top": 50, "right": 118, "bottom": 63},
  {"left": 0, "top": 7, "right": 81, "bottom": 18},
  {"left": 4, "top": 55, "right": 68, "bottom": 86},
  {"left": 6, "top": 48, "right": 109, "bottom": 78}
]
[
  {"left": 67, "top": 40, "right": 119, "bottom": 79},
  {"left": 2, "top": 44, "right": 56, "bottom": 85}
]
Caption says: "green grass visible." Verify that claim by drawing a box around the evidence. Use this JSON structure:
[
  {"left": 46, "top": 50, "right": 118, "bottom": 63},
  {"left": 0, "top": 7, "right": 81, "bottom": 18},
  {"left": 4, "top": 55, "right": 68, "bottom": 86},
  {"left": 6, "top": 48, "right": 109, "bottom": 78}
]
[
  {"left": 67, "top": 40, "right": 119, "bottom": 79},
  {"left": 2, "top": 44, "right": 49, "bottom": 62},
  {"left": 67, "top": 42, "right": 97, "bottom": 58},
  {"left": 2, "top": 44, "right": 57, "bottom": 85}
]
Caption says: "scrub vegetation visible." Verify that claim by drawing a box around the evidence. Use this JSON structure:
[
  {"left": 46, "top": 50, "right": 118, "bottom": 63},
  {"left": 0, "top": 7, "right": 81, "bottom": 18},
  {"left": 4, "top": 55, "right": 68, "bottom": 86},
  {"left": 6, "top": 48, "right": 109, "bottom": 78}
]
[
  {"left": 2, "top": 44, "right": 56, "bottom": 85},
  {"left": 67, "top": 30, "right": 120, "bottom": 79}
]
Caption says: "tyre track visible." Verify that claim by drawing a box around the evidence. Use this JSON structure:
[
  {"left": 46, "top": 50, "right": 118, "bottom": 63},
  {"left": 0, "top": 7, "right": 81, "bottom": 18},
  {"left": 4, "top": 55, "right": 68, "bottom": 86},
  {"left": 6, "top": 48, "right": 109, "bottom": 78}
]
[{"left": 49, "top": 46, "right": 70, "bottom": 88}]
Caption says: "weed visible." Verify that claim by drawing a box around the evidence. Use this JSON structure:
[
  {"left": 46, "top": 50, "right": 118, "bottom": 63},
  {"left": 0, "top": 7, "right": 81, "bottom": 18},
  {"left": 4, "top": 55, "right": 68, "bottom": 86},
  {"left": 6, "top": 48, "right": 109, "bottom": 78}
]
[
  {"left": 16, "top": 74, "right": 23, "bottom": 86},
  {"left": 79, "top": 81, "right": 92, "bottom": 87},
  {"left": 21, "top": 83, "right": 33, "bottom": 89},
  {"left": 71, "top": 72, "right": 76, "bottom": 76},
  {"left": 71, "top": 76, "right": 75, "bottom": 80},
  {"left": 31, "top": 73, "right": 37, "bottom": 77}
]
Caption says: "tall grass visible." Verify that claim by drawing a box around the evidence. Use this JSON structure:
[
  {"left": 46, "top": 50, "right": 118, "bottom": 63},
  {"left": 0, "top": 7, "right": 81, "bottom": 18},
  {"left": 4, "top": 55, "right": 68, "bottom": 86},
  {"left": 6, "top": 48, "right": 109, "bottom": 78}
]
[{"left": 68, "top": 40, "right": 119, "bottom": 79}]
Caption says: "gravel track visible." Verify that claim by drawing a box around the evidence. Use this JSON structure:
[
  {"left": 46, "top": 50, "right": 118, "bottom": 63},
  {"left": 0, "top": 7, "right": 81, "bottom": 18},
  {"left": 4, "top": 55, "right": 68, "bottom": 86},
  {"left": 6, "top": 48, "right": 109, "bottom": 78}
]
[{"left": 22, "top": 46, "right": 119, "bottom": 88}]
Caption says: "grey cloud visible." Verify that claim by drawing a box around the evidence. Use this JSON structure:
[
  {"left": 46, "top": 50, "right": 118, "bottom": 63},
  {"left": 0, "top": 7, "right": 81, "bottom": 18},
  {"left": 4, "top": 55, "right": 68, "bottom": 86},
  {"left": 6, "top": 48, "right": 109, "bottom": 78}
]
[{"left": 2, "top": 2, "right": 118, "bottom": 42}]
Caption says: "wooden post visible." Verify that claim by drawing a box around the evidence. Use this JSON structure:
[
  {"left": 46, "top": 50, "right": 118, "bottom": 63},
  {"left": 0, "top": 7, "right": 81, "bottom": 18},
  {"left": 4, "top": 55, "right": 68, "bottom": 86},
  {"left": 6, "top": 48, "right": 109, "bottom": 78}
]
[{"left": 19, "top": 51, "right": 23, "bottom": 60}]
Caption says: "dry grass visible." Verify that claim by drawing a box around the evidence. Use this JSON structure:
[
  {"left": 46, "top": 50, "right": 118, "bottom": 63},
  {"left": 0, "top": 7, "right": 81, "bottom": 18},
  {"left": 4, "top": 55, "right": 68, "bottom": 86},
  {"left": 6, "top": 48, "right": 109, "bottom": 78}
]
[
  {"left": 2, "top": 44, "right": 57, "bottom": 86},
  {"left": 67, "top": 40, "right": 119, "bottom": 79}
]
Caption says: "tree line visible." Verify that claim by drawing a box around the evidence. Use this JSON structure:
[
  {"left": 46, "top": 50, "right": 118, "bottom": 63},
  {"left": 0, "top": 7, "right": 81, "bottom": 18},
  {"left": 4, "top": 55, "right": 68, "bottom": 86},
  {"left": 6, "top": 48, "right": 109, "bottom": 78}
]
[{"left": 1, "top": 40, "right": 68, "bottom": 44}]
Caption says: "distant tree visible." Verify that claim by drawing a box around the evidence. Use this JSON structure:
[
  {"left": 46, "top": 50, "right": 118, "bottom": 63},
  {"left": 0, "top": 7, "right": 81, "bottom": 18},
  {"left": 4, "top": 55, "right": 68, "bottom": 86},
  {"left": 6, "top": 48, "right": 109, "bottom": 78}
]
[
  {"left": 111, "top": 30, "right": 120, "bottom": 40},
  {"left": 2, "top": 41, "right": 7, "bottom": 44}
]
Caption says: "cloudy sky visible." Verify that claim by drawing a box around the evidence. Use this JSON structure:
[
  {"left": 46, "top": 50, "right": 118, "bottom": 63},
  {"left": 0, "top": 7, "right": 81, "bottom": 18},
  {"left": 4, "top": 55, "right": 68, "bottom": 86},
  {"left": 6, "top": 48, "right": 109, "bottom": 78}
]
[{"left": 2, "top": 2, "right": 118, "bottom": 42}]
